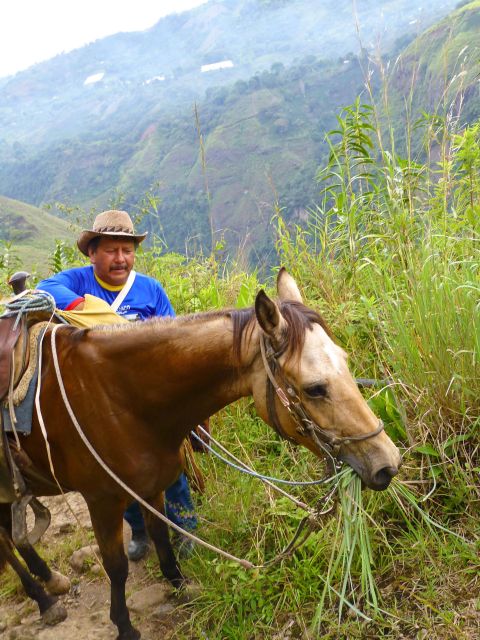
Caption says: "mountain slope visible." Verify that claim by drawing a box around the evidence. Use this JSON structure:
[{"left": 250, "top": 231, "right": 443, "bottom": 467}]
[
  {"left": 0, "top": 54, "right": 367, "bottom": 259},
  {"left": 0, "top": 0, "right": 458, "bottom": 148},
  {"left": 386, "top": 0, "right": 480, "bottom": 147},
  {"left": 0, "top": 196, "right": 74, "bottom": 270},
  {"left": 0, "top": 0, "right": 476, "bottom": 265}
]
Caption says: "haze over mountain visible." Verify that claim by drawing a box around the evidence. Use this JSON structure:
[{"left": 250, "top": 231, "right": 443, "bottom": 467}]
[
  {"left": 0, "top": 0, "right": 471, "bottom": 264},
  {"left": 0, "top": 0, "right": 458, "bottom": 146}
]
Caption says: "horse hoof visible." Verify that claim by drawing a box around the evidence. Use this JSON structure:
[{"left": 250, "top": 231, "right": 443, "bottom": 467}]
[
  {"left": 42, "top": 601, "right": 68, "bottom": 626},
  {"left": 46, "top": 570, "right": 71, "bottom": 595}
]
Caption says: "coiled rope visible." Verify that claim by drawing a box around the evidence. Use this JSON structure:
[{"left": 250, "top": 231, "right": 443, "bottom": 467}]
[{"left": 4, "top": 290, "right": 57, "bottom": 330}]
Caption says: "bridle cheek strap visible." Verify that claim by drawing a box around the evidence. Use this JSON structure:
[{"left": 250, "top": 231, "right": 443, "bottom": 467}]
[{"left": 260, "top": 334, "right": 385, "bottom": 459}]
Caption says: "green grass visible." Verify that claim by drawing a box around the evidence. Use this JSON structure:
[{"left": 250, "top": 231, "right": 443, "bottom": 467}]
[
  {"left": 173, "top": 408, "right": 478, "bottom": 639},
  {"left": 0, "top": 195, "right": 75, "bottom": 275}
]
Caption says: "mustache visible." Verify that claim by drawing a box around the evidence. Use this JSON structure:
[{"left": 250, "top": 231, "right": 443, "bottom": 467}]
[{"left": 110, "top": 265, "right": 128, "bottom": 271}]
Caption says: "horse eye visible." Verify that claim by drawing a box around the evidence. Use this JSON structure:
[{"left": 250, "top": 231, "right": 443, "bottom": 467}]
[{"left": 304, "top": 383, "right": 328, "bottom": 399}]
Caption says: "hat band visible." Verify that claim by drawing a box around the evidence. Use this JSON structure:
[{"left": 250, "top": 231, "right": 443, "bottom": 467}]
[{"left": 94, "top": 226, "right": 134, "bottom": 234}]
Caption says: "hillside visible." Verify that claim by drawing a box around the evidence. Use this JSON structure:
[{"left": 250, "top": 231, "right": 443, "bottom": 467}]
[
  {"left": 0, "top": 196, "right": 74, "bottom": 271},
  {"left": 0, "top": 0, "right": 474, "bottom": 264},
  {"left": 385, "top": 0, "right": 480, "bottom": 149},
  {"left": 0, "top": 0, "right": 458, "bottom": 148},
  {"left": 0, "top": 54, "right": 367, "bottom": 259}
]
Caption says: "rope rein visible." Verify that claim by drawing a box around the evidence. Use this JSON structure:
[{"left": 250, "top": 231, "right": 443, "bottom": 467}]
[
  {"left": 4, "top": 290, "right": 56, "bottom": 329},
  {"left": 46, "top": 323, "right": 257, "bottom": 569},
  {"left": 42, "top": 322, "right": 344, "bottom": 569},
  {"left": 28, "top": 304, "right": 380, "bottom": 570},
  {"left": 191, "top": 427, "right": 346, "bottom": 490}
]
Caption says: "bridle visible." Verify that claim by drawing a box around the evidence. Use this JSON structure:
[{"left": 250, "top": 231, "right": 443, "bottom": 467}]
[{"left": 259, "top": 333, "right": 385, "bottom": 461}]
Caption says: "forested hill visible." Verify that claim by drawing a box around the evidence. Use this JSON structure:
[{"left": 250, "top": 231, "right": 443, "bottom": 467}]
[
  {"left": 0, "top": 0, "right": 476, "bottom": 264},
  {"left": 0, "top": 54, "right": 370, "bottom": 258},
  {"left": 387, "top": 0, "right": 480, "bottom": 144},
  {"left": 0, "top": 0, "right": 458, "bottom": 147}
]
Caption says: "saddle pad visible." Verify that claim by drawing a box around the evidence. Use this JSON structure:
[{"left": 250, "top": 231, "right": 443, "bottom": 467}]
[
  {"left": 1, "top": 322, "right": 48, "bottom": 436},
  {"left": 2, "top": 369, "right": 38, "bottom": 435},
  {"left": 0, "top": 315, "right": 22, "bottom": 400},
  {"left": 11, "top": 322, "right": 48, "bottom": 406},
  {"left": 58, "top": 294, "right": 129, "bottom": 328}
]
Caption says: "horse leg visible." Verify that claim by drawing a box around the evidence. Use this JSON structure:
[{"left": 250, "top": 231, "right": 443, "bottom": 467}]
[
  {"left": 142, "top": 494, "right": 186, "bottom": 589},
  {"left": 17, "top": 542, "right": 71, "bottom": 595},
  {"left": 0, "top": 526, "right": 67, "bottom": 625},
  {"left": 87, "top": 497, "right": 140, "bottom": 640},
  {"left": 0, "top": 503, "right": 70, "bottom": 595}
]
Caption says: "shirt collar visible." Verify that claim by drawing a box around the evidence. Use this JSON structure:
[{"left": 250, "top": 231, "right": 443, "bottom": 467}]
[{"left": 93, "top": 271, "right": 125, "bottom": 292}]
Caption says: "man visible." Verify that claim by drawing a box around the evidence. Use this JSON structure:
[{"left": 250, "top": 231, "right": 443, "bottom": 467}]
[{"left": 37, "top": 209, "right": 197, "bottom": 560}]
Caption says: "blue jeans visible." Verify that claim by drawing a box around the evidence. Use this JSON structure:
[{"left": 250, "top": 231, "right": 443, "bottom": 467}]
[{"left": 124, "top": 472, "right": 197, "bottom": 536}]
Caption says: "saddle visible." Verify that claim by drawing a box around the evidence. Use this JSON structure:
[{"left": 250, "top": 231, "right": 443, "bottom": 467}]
[
  {"left": 0, "top": 296, "right": 56, "bottom": 544},
  {"left": 0, "top": 313, "right": 27, "bottom": 502}
]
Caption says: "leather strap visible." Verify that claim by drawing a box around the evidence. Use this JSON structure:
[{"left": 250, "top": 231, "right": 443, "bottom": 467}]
[{"left": 110, "top": 270, "right": 136, "bottom": 312}]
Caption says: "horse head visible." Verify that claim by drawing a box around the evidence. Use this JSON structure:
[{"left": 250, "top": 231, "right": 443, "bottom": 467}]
[{"left": 253, "top": 268, "right": 401, "bottom": 490}]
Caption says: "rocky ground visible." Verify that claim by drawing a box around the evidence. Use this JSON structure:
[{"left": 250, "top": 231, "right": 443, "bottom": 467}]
[{"left": 0, "top": 494, "right": 192, "bottom": 640}]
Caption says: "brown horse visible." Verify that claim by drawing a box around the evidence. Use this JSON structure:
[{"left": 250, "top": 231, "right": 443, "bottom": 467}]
[{"left": 1, "top": 269, "right": 401, "bottom": 639}]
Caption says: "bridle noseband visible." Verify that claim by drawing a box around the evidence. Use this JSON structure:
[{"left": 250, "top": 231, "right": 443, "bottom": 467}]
[{"left": 259, "top": 334, "right": 385, "bottom": 460}]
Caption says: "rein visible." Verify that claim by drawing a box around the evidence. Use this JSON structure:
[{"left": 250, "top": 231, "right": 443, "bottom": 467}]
[
  {"left": 260, "top": 334, "right": 385, "bottom": 461},
  {"left": 33, "top": 321, "right": 380, "bottom": 571},
  {"left": 44, "top": 324, "right": 254, "bottom": 570}
]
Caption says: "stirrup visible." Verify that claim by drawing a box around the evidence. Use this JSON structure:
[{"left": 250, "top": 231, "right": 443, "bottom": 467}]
[{"left": 11, "top": 494, "right": 51, "bottom": 546}]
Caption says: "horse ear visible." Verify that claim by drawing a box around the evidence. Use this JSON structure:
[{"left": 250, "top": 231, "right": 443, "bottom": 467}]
[
  {"left": 277, "top": 267, "right": 303, "bottom": 303},
  {"left": 255, "top": 290, "right": 286, "bottom": 343}
]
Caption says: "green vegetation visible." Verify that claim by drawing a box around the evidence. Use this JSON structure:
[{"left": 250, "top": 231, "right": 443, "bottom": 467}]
[
  {"left": 2, "top": 91, "right": 477, "bottom": 637},
  {"left": 0, "top": 3, "right": 478, "bottom": 637},
  {"left": 0, "top": 195, "right": 75, "bottom": 276},
  {"left": 157, "top": 96, "right": 477, "bottom": 639}
]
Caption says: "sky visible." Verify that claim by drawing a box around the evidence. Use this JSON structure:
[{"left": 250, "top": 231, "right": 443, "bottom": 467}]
[{"left": 0, "top": 0, "right": 208, "bottom": 78}]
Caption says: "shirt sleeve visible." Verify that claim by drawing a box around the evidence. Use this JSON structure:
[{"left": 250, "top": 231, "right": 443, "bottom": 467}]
[
  {"left": 37, "top": 270, "right": 85, "bottom": 310},
  {"left": 154, "top": 281, "right": 176, "bottom": 318}
]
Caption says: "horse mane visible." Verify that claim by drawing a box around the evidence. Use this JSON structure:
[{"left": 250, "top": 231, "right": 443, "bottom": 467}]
[
  {"left": 232, "top": 300, "right": 332, "bottom": 364},
  {"left": 89, "top": 301, "right": 332, "bottom": 364}
]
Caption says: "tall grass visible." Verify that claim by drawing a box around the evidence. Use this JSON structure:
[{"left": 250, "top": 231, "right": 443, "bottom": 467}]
[{"left": 276, "top": 98, "right": 479, "bottom": 464}]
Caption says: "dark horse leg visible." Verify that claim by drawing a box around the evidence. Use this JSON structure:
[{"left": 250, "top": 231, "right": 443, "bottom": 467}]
[
  {"left": 87, "top": 496, "right": 140, "bottom": 640},
  {"left": 17, "top": 542, "right": 71, "bottom": 595},
  {"left": 0, "top": 525, "right": 67, "bottom": 625},
  {"left": 142, "top": 493, "right": 186, "bottom": 589},
  {"left": 0, "top": 504, "right": 70, "bottom": 596}
]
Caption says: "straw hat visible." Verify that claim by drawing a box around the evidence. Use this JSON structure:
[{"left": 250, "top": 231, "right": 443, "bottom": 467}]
[{"left": 77, "top": 210, "right": 148, "bottom": 256}]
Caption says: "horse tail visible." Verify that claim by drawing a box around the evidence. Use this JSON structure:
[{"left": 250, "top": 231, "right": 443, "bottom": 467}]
[{"left": 183, "top": 439, "right": 206, "bottom": 494}]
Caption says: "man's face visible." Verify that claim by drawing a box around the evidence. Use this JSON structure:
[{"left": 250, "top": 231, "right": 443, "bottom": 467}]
[{"left": 88, "top": 237, "right": 136, "bottom": 286}]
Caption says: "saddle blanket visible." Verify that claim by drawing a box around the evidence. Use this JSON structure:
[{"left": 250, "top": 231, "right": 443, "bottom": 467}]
[
  {"left": 2, "top": 367, "right": 38, "bottom": 435},
  {"left": 1, "top": 322, "right": 47, "bottom": 436}
]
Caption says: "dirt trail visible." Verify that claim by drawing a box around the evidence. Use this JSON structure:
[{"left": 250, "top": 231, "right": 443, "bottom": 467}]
[{"left": 0, "top": 494, "right": 188, "bottom": 640}]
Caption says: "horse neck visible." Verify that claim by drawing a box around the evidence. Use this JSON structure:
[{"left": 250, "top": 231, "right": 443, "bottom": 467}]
[{"left": 92, "top": 313, "right": 262, "bottom": 431}]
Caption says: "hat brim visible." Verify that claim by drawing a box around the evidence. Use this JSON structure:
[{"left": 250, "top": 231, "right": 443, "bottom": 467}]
[{"left": 77, "top": 230, "right": 148, "bottom": 256}]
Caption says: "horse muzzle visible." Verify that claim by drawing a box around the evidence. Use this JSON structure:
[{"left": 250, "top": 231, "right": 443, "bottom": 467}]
[
  {"left": 340, "top": 448, "right": 403, "bottom": 491},
  {"left": 369, "top": 464, "right": 400, "bottom": 491}
]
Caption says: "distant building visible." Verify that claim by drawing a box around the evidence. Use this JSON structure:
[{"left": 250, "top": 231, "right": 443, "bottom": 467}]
[
  {"left": 145, "top": 76, "right": 166, "bottom": 84},
  {"left": 84, "top": 72, "right": 105, "bottom": 86},
  {"left": 200, "top": 60, "right": 234, "bottom": 73}
]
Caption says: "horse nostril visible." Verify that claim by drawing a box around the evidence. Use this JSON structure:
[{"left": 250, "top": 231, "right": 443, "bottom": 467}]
[{"left": 372, "top": 466, "right": 398, "bottom": 489}]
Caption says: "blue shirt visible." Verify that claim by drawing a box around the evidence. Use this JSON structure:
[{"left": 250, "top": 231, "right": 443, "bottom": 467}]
[{"left": 37, "top": 265, "right": 175, "bottom": 321}]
